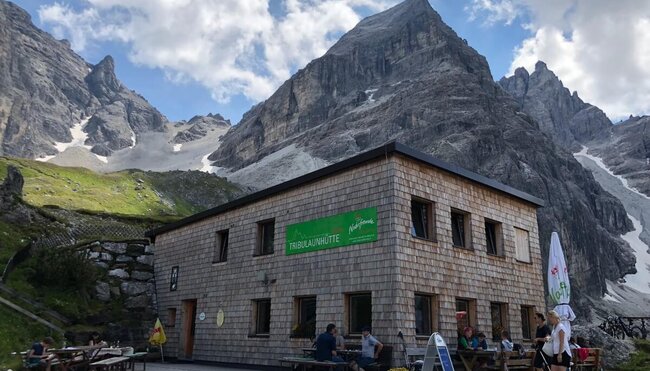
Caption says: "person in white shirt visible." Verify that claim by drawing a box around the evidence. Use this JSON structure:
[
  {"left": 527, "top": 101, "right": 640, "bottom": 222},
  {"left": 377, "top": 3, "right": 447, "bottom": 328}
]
[
  {"left": 548, "top": 310, "right": 572, "bottom": 370},
  {"left": 500, "top": 330, "right": 514, "bottom": 351},
  {"left": 350, "top": 326, "right": 383, "bottom": 371},
  {"left": 569, "top": 337, "right": 581, "bottom": 350}
]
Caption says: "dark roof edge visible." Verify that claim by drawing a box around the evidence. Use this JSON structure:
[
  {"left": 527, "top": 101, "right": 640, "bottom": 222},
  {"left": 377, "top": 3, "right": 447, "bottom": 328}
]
[{"left": 146, "top": 141, "right": 544, "bottom": 239}]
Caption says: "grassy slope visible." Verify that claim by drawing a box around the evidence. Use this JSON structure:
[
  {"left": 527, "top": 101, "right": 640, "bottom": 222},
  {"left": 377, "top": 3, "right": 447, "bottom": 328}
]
[
  {"left": 615, "top": 340, "right": 650, "bottom": 371},
  {"left": 0, "top": 305, "right": 62, "bottom": 370},
  {"left": 0, "top": 157, "right": 243, "bottom": 367}
]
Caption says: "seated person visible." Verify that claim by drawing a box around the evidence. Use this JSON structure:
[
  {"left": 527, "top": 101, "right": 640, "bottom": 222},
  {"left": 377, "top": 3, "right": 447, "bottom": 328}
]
[
  {"left": 333, "top": 327, "right": 345, "bottom": 350},
  {"left": 457, "top": 326, "right": 474, "bottom": 350},
  {"left": 28, "top": 337, "right": 55, "bottom": 371},
  {"left": 500, "top": 330, "right": 514, "bottom": 351},
  {"left": 472, "top": 332, "right": 488, "bottom": 350},
  {"left": 351, "top": 326, "right": 383, "bottom": 371},
  {"left": 315, "top": 324, "right": 345, "bottom": 370},
  {"left": 88, "top": 331, "right": 107, "bottom": 346}
]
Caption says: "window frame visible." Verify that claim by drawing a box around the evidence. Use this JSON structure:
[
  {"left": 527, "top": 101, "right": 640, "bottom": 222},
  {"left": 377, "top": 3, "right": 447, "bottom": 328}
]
[
  {"left": 347, "top": 292, "right": 372, "bottom": 335},
  {"left": 292, "top": 296, "right": 317, "bottom": 338},
  {"left": 451, "top": 208, "right": 472, "bottom": 249},
  {"left": 213, "top": 229, "right": 229, "bottom": 263},
  {"left": 490, "top": 302, "right": 509, "bottom": 342},
  {"left": 410, "top": 197, "right": 436, "bottom": 241},
  {"left": 414, "top": 293, "right": 438, "bottom": 336},
  {"left": 251, "top": 299, "right": 272, "bottom": 336},
  {"left": 455, "top": 297, "right": 477, "bottom": 333},
  {"left": 255, "top": 219, "right": 275, "bottom": 256},
  {"left": 514, "top": 227, "right": 531, "bottom": 263},
  {"left": 484, "top": 219, "right": 504, "bottom": 256},
  {"left": 520, "top": 305, "right": 535, "bottom": 341},
  {"left": 166, "top": 308, "right": 177, "bottom": 327}
]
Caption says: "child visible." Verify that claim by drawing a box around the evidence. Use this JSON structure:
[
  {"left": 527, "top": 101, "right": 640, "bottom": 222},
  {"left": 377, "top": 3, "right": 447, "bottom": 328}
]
[
  {"left": 472, "top": 332, "right": 488, "bottom": 350},
  {"left": 500, "top": 330, "right": 514, "bottom": 351}
]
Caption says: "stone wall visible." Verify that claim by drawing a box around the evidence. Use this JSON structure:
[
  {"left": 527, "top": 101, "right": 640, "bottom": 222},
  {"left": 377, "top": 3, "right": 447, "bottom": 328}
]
[
  {"left": 82, "top": 240, "right": 157, "bottom": 346},
  {"left": 152, "top": 154, "right": 545, "bottom": 368}
]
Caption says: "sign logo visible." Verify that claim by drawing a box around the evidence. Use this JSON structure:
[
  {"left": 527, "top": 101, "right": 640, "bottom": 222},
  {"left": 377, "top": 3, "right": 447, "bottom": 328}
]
[{"left": 285, "top": 207, "right": 378, "bottom": 255}]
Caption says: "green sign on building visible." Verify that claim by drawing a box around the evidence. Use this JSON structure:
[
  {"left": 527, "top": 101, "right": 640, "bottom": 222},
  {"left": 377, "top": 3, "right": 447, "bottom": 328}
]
[{"left": 286, "top": 207, "right": 378, "bottom": 255}]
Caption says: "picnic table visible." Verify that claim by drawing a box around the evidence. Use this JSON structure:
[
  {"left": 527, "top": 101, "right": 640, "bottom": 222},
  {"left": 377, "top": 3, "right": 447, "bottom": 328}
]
[
  {"left": 457, "top": 349, "right": 497, "bottom": 371},
  {"left": 301, "top": 347, "right": 362, "bottom": 361},
  {"left": 48, "top": 344, "right": 105, "bottom": 370}
]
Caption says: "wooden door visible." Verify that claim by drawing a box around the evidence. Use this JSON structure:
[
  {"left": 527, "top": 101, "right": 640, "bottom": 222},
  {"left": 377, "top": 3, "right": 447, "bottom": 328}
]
[{"left": 181, "top": 299, "right": 197, "bottom": 359}]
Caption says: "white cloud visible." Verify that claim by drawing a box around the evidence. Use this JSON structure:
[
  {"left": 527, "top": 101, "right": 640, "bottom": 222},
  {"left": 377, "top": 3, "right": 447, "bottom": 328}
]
[
  {"left": 38, "top": 0, "right": 396, "bottom": 104},
  {"left": 468, "top": 0, "right": 650, "bottom": 119},
  {"left": 465, "top": 0, "right": 519, "bottom": 26}
]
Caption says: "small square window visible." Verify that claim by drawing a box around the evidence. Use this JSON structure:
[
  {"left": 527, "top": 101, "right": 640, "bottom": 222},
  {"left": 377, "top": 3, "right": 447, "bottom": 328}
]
[
  {"left": 213, "top": 229, "right": 229, "bottom": 263},
  {"left": 451, "top": 209, "right": 471, "bottom": 248},
  {"left": 415, "top": 294, "right": 438, "bottom": 335},
  {"left": 490, "top": 302, "right": 509, "bottom": 342},
  {"left": 520, "top": 306, "right": 535, "bottom": 340},
  {"left": 252, "top": 299, "right": 271, "bottom": 335},
  {"left": 293, "top": 296, "right": 317, "bottom": 338},
  {"left": 411, "top": 198, "right": 435, "bottom": 240},
  {"left": 485, "top": 220, "right": 503, "bottom": 256},
  {"left": 166, "top": 308, "right": 176, "bottom": 327},
  {"left": 515, "top": 228, "right": 531, "bottom": 263},
  {"left": 348, "top": 293, "right": 372, "bottom": 334},
  {"left": 256, "top": 220, "right": 275, "bottom": 256}
]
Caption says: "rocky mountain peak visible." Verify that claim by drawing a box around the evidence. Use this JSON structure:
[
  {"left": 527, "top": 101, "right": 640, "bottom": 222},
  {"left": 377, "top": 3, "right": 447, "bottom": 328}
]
[
  {"left": 85, "top": 55, "right": 121, "bottom": 104},
  {"left": 500, "top": 61, "right": 612, "bottom": 147}
]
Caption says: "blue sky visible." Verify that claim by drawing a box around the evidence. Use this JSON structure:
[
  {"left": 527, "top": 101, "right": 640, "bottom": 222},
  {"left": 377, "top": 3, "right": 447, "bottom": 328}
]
[{"left": 13, "top": 0, "right": 649, "bottom": 122}]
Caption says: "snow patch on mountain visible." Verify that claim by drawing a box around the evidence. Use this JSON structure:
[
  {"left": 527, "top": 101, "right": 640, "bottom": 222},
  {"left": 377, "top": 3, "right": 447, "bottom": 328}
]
[
  {"left": 173, "top": 144, "right": 182, "bottom": 152},
  {"left": 575, "top": 146, "right": 650, "bottom": 201},
  {"left": 216, "top": 144, "right": 329, "bottom": 189},
  {"left": 620, "top": 214, "right": 650, "bottom": 293}
]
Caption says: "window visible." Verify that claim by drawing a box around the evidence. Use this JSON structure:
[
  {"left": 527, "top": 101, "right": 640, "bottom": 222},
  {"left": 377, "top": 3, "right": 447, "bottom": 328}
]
[
  {"left": 256, "top": 220, "right": 275, "bottom": 256},
  {"left": 520, "top": 306, "right": 535, "bottom": 340},
  {"left": 213, "top": 229, "right": 229, "bottom": 263},
  {"left": 455, "top": 298, "right": 476, "bottom": 334},
  {"left": 411, "top": 198, "right": 435, "bottom": 240},
  {"left": 490, "top": 302, "right": 508, "bottom": 342},
  {"left": 451, "top": 209, "right": 471, "bottom": 248},
  {"left": 167, "top": 308, "right": 177, "bottom": 327},
  {"left": 293, "top": 296, "right": 317, "bottom": 338},
  {"left": 348, "top": 293, "right": 372, "bottom": 334},
  {"left": 485, "top": 220, "right": 503, "bottom": 256},
  {"left": 515, "top": 228, "right": 531, "bottom": 262},
  {"left": 253, "top": 299, "right": 272, "bottom": 335},
  {"left": 415, "top": 294, "right": 437, "bottom": 335}
]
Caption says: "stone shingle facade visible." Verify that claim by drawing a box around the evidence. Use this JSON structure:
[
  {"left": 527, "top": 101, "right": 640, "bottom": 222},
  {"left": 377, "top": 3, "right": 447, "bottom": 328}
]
[{"left": 149, "top": 143, "right": 545, "bottom": 368}]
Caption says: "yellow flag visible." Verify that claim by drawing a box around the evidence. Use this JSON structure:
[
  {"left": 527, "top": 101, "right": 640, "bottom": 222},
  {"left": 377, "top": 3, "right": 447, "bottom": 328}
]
[{"left": 149, "top": 318, "right": 167, "bottom": 345}]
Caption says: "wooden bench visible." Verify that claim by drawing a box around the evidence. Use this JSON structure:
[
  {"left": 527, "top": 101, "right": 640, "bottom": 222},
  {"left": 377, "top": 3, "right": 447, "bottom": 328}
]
[
  {"left": 485, "top": 350, "right": 534, "bottom": 371},
  {"left": 572, "top": 348, "right": 602, "bottom": 370},
  {"left": 345, "top": 344, "right": 393, "bottom": 371},
  {"left": 89, "top": 356, "right": 131, "bottom": 370},
  {"left": 280, "top": 356, "right": 347, "bottom": 370},
  {"left": 20, "top": 351, "right": 60, "bottom": 370}
]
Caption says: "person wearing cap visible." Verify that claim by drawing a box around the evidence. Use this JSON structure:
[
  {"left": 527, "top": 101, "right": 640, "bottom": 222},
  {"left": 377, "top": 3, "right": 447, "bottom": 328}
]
[
  {"left": 351, "top": 326, "right": 383, "bottom": 371},
  {"left": 27, "top": 337, "right": 55, "bottom": 371}
]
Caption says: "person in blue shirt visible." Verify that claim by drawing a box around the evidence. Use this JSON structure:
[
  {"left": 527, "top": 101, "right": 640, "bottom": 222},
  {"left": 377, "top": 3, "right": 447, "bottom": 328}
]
[
  {"left": 27, "top": 337, "right": 55, "bottom": 371},
  {"left": 315, "top": 324, "right": 345, "bottom": 370},
  {"left": 472, "top": 332, "right": 488, "bottom": 350}
]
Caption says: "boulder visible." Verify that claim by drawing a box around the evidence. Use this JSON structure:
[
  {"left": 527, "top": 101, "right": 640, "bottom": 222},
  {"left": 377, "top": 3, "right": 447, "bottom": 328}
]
[
  {"left": 126, "top": 244, "right": 145, "bottom": 256},
  {"left": 115, "top": 255, "right": 133, "bottom": 263},
  {"left": 94, "top": 262, "right": 109, "bottom": 269},
  {"left": 94, "top": 281, "right": 111, "bottom": 301},
  {"left": 144, "top": 245, "right": 154, "bottom": 254},
  {"left": 131, "top": 271, "right": 153, "bottom": 281},
  {"left": 108, "top": 268, "right": 129, "bottom": 279},
  {"left": 103, "top": 242, "right": 127, "bottom": 254},
  {"left": 571, "top": 324, "right": 635, "bottom": 368},
  {"left": 125, "top": 294, "right": 149, "bottom": 309},
  {"left": 110, "top": 286, "right": 121, "bottom": 298},
  {"left": 136, "top": 255, "right": 154, "bottom": 266},
  {"left": 120, "top": 281, "right": 148, "bottom": 296},
  {"left": 99, "top": 253, "right": 113, "bottom": 262}
]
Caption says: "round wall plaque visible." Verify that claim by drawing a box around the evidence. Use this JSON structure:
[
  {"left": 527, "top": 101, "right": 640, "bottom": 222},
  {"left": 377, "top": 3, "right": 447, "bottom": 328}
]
[
  {"left": 216, "top": 309, "right": 225, "bottom": 327},
  {"left": 198, "top": 312, "right": 206, "bottom": 321}
]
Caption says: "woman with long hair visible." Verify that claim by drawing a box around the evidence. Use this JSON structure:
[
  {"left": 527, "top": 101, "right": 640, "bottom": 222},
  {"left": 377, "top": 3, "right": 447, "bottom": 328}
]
[{"left": 547, "top": 310, "right": 571, "bottom": 370}]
